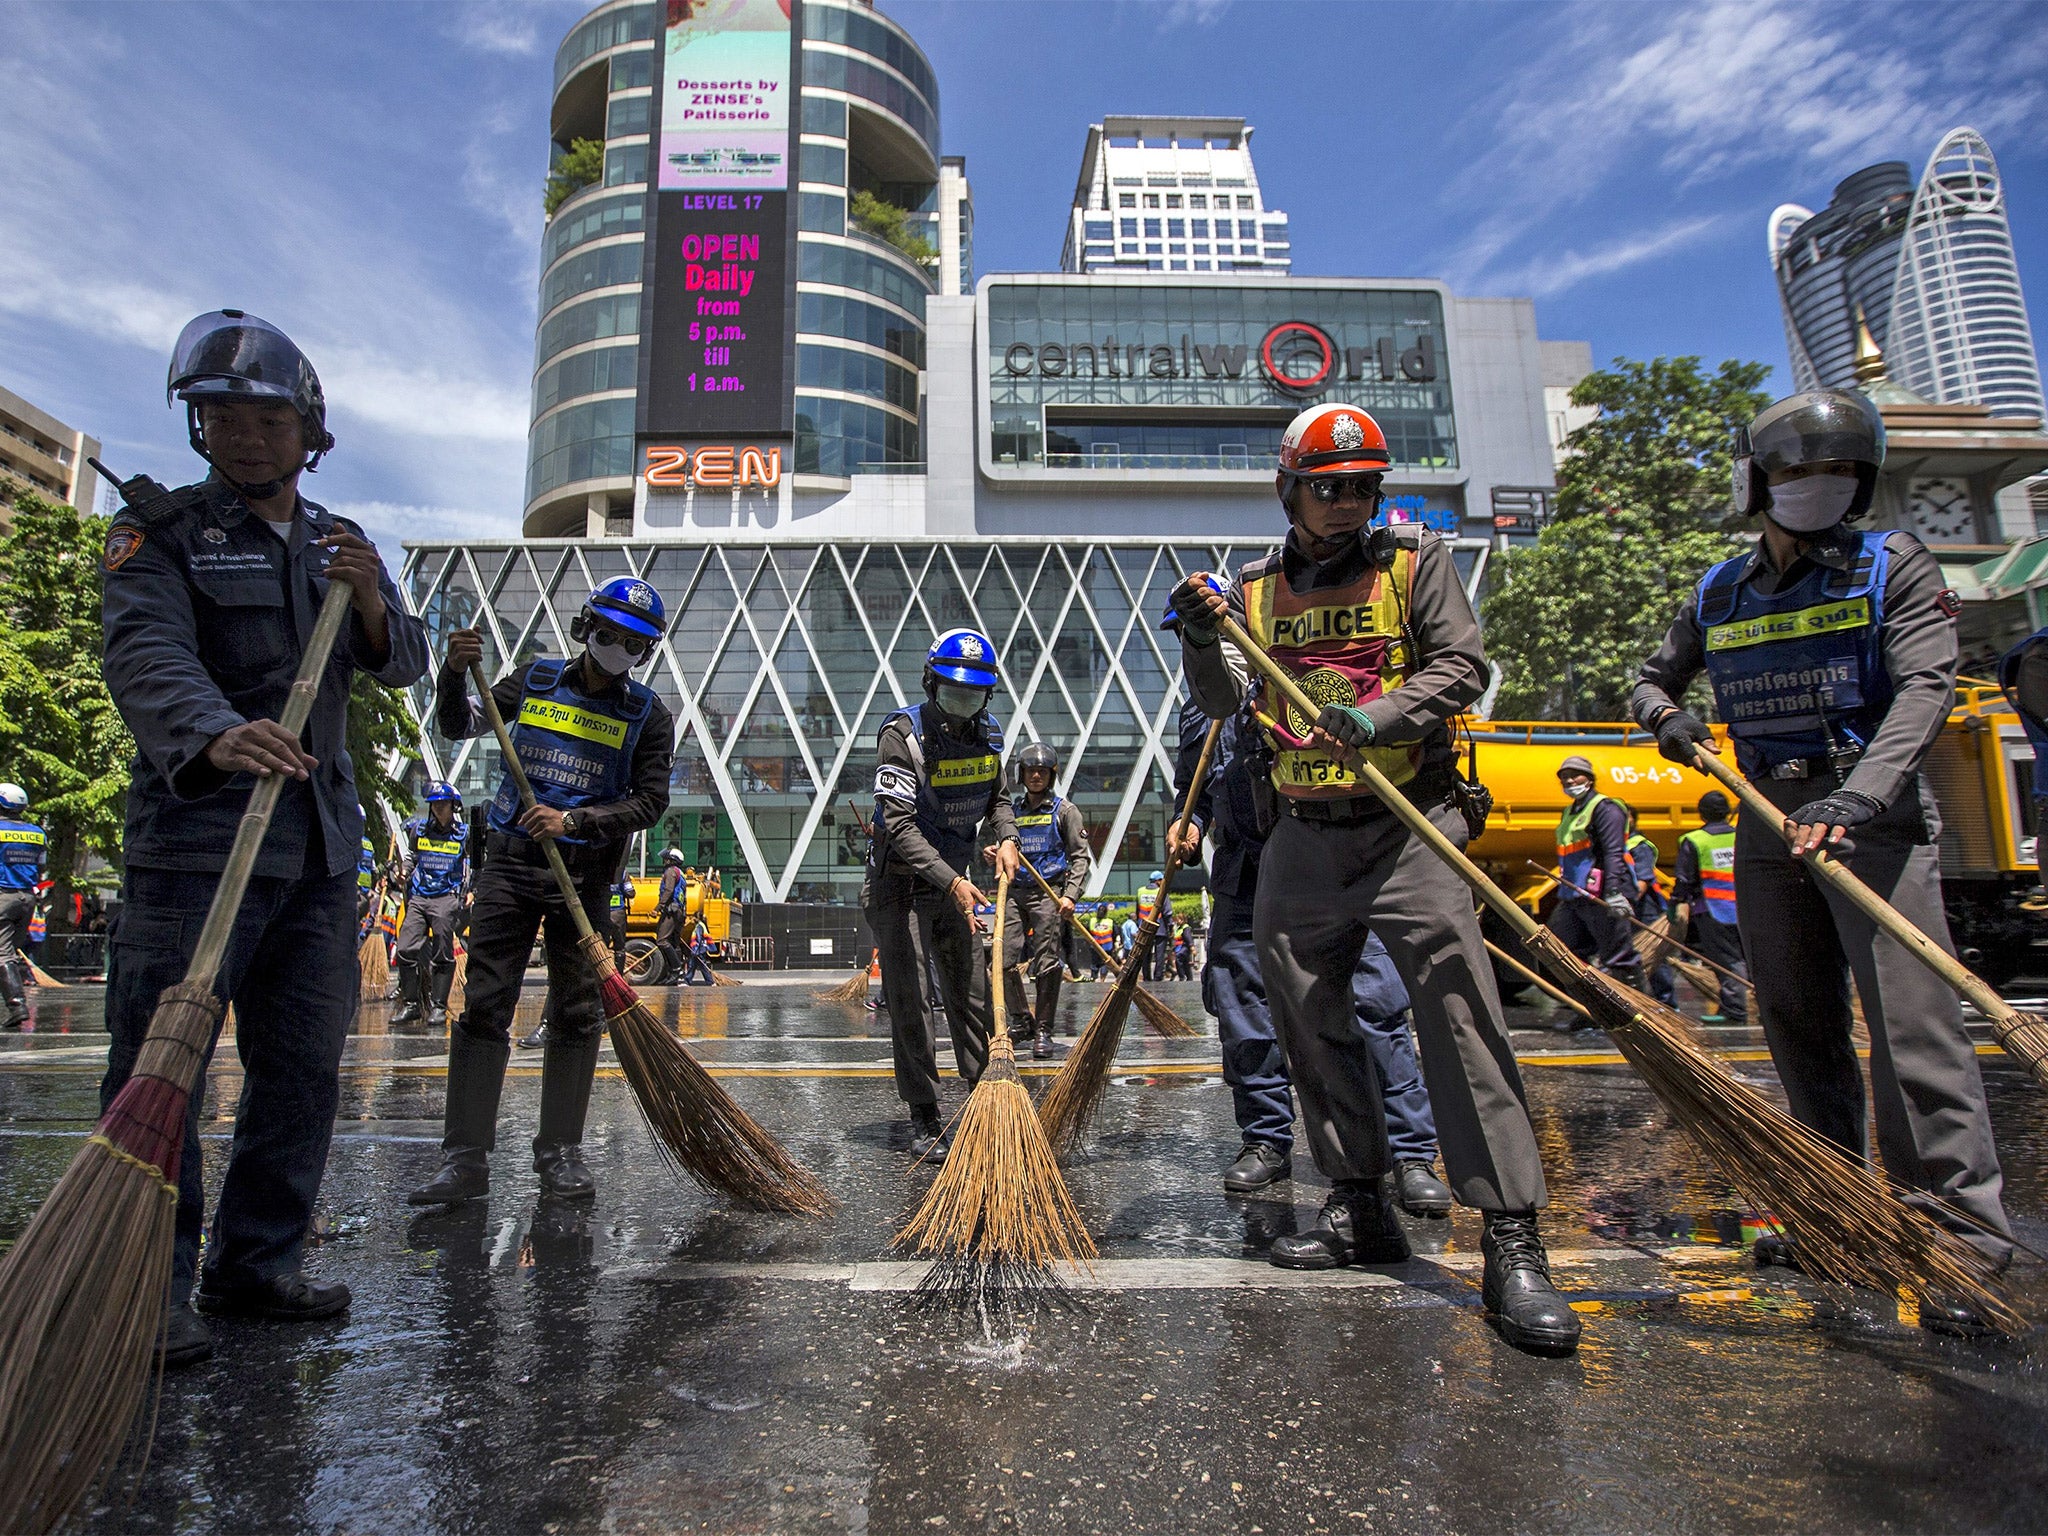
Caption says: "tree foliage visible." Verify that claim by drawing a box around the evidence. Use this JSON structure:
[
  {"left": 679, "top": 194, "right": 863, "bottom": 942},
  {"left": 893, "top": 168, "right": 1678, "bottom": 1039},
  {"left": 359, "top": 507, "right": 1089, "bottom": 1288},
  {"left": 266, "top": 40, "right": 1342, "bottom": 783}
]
[
  {"left": 849, "top": 190, "right": 936, "bottom": 267},
  {"left": 0, "top": 488, "right": 136, "bottom": 922},
  {"left": 544, "top": 137, "right": 605, "bottom": 218},
  {"left": 1484, "top": 356, "right": 1773, "bottom": 720},
  {"left": 350, "top": 672, "right": 420, "bottom": 833}
]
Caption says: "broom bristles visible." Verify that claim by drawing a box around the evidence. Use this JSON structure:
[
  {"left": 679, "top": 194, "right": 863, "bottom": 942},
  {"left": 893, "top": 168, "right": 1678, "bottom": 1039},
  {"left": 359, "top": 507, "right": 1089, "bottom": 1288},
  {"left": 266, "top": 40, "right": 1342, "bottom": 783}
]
[
  {"left": 26, "top": 960, "right": 65, "bottom": 989},
  {"left": 1524, "top": 928, "right": 2025, "bottom": 1333},
  {"left": 445, "top": 949, "right": 467, "bottom": 1018},
  {"left": 1134, "top": 985, "right": 1194, "bottom": 1038},
  {"left": 817, "top": 970, "right": 872, "bottom": 1004},
  {"left": 709, "top": 968, "right": 742, "bottom": 987},
  {"left": 358, "top": 928, "right": 388, "bottom": 993},
  {"left": 1037, "top": 955, "right": 1144, "bottom": 1156},
  {"left": 581, "top": 935, "right": 832, "bottom": 1216},
  {"left": 0, "top": 980, "right": 223, "bottom": 1533}
]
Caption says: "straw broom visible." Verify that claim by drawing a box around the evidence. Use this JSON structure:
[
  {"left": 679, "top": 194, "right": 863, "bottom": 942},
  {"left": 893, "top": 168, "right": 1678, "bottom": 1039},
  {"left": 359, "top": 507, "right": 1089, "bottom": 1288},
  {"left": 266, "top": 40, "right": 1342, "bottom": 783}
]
[
  {"left": 25, "top": 959, "right": 64, "bottom": 989},
  {"left": 1019, "top": 859, "right": 1192, "bottom": 1038},
  {"left": 1692, "top": 748, "right": 2048, "bottom": 1087},
  {"left": 0, "top": 581, "right": 357, "bottom": 1535},
  {"left": 445, "top": 946, "right": 468, "bottom": 1019},
  {"left": 1218, "top": 614, "right": 2024, "bottom": 1331},
  {"left": 894, "top": 869, "right": 1095, "bottom": 1303},
  {"left": 466, "top": 661, "right": 830, "bottom": 1214},
  {"left": 1038, "top": 720, "right": 1222, "bottom": 1155},
  {"left": 818, "top": 964, "right": 872, "bottom": 1004},
  {"left": 357, "top": 871, "right": 390, "bottom": 994}
]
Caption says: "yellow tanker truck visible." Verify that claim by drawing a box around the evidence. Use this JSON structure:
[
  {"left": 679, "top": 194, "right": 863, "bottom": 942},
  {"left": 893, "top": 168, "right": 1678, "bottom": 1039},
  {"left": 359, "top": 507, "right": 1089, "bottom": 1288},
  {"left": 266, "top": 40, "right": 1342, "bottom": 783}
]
[{"left": 1460, "top": 682, "right": 2040, "bottom": 984}]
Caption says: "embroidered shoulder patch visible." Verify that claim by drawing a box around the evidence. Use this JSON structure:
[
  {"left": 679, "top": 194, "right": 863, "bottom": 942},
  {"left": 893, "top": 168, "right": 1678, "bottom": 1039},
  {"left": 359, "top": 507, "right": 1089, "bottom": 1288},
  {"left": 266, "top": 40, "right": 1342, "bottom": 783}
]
[
  {"left": 1936, "top": 588, "right": 1962, "bottom": 618},
  {"left": 103, "top": 525, "right": 144, "bottom": 572}
]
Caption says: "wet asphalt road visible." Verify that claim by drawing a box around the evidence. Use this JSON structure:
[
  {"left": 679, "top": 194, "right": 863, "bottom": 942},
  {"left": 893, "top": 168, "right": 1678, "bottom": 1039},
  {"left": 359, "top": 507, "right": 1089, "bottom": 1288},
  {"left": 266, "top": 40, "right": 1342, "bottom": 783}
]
[{"left": 5, "top": 975, "right": 2048, "bottom": 1534}]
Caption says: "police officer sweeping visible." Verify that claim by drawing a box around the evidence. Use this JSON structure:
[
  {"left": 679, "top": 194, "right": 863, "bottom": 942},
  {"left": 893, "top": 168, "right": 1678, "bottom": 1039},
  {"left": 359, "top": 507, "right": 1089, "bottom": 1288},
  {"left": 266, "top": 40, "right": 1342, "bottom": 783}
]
[
  {"left": 0, "top": 783, "right": 46, "bottom": 1030},
  {"left": 1170, "top": 402, "right": 1578, "bottom": 1355},
  {"left": 99, "top": 310, "right": 429, "bottom": 1367},
  {"left": 1633, "top": 387, "right": 2013, "bottom": 1335},
  {"left": 408, "top": 577, "right": 673, "bottom": 1206},
  {"left": 392, "top": 781, "right": 468, "bottom": 1027},
  {"left": 865, "top": 629, "right": 1021, "bottom": 1161},
  {"left": 1673, "top": 791, "right": 1746, "bottom": 1023},
  {"left": 1005, "top": 742, "right": 1091, "bottom": 1059}
]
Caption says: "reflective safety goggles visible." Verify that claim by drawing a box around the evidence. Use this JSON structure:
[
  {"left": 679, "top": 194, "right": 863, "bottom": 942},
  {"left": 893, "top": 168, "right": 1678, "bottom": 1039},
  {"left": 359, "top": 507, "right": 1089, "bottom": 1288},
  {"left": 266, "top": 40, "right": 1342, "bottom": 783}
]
[
  {"left": 591, "top": 623, "right": 656, "bottom": 659},
  {"left": 1303, "top": 474, "right": 1385, "bottom": 504}
]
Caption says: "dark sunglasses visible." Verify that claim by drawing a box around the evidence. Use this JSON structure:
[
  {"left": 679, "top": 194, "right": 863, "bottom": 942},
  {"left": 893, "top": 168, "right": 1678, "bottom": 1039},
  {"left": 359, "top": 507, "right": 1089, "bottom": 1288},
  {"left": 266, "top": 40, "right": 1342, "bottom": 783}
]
[
  {"left": 593, "top": 624, "right": 655, "bottom": 657},
  {"left": 1304, "top": 475, "right": 1385, "bottom": 504}
]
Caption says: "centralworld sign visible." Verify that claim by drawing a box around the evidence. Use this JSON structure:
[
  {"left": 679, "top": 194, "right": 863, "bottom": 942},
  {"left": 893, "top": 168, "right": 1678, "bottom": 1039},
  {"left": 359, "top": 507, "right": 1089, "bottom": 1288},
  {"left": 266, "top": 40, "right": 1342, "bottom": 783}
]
[{"left": 999, "top": 320, "right": 1441, "bottom": 394}]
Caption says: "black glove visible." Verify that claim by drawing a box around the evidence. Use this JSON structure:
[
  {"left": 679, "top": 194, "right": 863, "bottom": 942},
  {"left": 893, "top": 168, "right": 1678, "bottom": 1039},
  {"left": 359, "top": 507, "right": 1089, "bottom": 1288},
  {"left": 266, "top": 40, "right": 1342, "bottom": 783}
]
[
  {"left": 1788, "top": 790, "right": 1883, "bottom": 835},
  {"left": 1168, "top": 574, "right": 1226, "bottom": 644},
  {"left": 1316, "top": 703, "right": 1376, "bottom": 750},
  {"left": 1653, "top": 709, "right": 1714, "bottom": 766}
]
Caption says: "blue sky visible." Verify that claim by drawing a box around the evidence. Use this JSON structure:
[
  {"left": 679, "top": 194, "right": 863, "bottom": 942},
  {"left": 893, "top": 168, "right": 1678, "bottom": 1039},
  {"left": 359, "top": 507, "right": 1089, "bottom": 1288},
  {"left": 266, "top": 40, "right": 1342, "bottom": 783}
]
[{"left": 3, "top": 0, "right": 2044, "bottom": 555}]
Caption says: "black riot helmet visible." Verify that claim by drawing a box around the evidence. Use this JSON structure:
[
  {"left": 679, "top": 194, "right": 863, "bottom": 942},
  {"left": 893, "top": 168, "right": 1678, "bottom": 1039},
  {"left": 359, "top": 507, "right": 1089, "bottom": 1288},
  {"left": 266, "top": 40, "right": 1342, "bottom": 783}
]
[
  {"left": 1731, "top": 388, "right": 1885, "bottom": 522},
  {"left": 168, "top": 309, "right": 335, "bottom": 495},
  {"left": 1016, "top": 742, "right": 1059, "bottom": 777}
]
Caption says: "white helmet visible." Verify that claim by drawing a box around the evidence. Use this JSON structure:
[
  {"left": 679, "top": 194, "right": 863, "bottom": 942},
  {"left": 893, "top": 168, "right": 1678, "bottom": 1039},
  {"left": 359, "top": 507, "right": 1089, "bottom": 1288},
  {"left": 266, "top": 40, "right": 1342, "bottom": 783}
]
[{"left": 0, "top": 784, "right": 25, "bottom": 815}]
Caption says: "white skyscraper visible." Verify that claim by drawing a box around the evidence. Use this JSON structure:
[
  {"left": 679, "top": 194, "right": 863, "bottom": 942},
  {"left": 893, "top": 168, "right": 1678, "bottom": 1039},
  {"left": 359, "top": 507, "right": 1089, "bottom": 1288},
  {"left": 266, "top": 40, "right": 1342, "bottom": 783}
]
[{"left": 1060, "top": 115, "right": 1291, "bottom": 276}]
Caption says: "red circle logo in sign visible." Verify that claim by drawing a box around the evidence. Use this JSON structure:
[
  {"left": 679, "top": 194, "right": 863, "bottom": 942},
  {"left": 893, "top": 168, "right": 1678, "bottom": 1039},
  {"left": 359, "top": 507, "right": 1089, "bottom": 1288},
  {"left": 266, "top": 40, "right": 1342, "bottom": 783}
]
[{"left": 1259, "top": 322, "right": 1335, "bottom": 396}]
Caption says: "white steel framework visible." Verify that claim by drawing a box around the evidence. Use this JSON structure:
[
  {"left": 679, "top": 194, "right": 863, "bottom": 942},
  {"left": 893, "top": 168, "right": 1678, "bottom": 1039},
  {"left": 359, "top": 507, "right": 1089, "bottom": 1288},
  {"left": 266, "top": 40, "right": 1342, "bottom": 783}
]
[{"left": 396, "top": 537, "right": 1490, "bottom": 904}]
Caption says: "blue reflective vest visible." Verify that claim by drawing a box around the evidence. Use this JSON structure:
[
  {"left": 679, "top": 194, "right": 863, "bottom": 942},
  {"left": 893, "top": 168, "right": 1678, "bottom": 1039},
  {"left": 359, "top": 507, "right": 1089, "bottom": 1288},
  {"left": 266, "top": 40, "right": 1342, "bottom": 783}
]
[
  {"left": 1999, "top": 626, "right": 2048, "bottom": 799},
  {"left": 874, "top": 702, "right": 1004, "bottom": 870},
  {"left": 488, "top": 658, "right": 655, "bottom": 844},
  {"left": 1627, "top": 833, "right": 1664, "bottom": 916},
  {"left": 0, "top": 818, "right": 45, "bottom": 893},
  {"left": 1013, "top": 793, "right": 1069, "bottom": 879},
  {"left": 1696, "top": 531, "right": 1893, "bottom": 775},
  {"left": 405, "top": 815, "right": 468, "bottom": 898},
  {"left": 358, "top": 836, "right": 378, "bottom": 891},
  {"left": 610, "top": 879, "right": 634, "bottom": 919}
]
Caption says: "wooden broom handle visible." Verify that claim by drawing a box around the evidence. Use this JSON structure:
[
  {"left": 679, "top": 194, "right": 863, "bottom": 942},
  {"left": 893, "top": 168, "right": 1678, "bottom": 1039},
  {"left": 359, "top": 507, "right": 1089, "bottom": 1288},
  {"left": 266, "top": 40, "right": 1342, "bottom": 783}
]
[
  {"left": 1144, "top": 718, "right": 1223, "bottom": 943},
  {"left": 990, "top": 868, "right": 1011, "bottom": 1045},
  {"left": 188, "top": 581, "right": 356, "bottom": 985},
  {"left": 1215, "top": 615, "right": 1545, "bottom": 945},
  {"left": 1019, "top": 858, "right": 1119, "bottom": 967},
  {"left": 468, "top": 659, "right": 600, "bottom": 944},
  {"left": 1689, "top": 747, "right": 2010, "bottom": 1022}
]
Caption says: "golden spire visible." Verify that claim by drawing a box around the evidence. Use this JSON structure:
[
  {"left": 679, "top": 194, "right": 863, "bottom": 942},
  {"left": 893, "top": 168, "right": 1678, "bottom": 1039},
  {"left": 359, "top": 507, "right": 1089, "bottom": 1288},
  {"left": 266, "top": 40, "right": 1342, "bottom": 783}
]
[{"left": 1852, "top": 305, "right": 1887, "bottom": 385}]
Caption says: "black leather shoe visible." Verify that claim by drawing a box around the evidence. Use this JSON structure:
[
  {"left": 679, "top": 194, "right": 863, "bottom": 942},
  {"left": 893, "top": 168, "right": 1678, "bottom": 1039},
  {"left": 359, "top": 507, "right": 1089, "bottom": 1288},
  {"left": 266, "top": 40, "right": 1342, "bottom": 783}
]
[
  {"left": 1752, "top": 1231, "right": 1804, "bottom": 1272},
  {"left": 390, "top": 1001, "right": 423, "bottom": 1026},
  {"left": 1919, "top": 1293, "right": 2000, "bottom": 1339},
  {"left": 517, "top": 1024, "right": 548, "bottom": 1050},
  {"left": 1223, "top": 1142, "right": 1291, "bottom": 1193},
  {"left": 194, "top": 1271, "right": 351, "bottom": 1322},
  {"left": 1032, "top": 1030, "right": 1053, "bottom": 1060},
  {"left": 1269, "top": 1182, "right": 1411, "bottom": 1269},
  {"left": 1395, "top": 1160, "right": 1454, "bottom": 1218},
  {"left": 1481, "top": 1212, "right": 1580, "bottom": 1355},
  {"left": 407, "top": 1148, "right": 490, "bottom": 1206},
  {"left": 160, "top": 1304, "right": 212, "bottom": 1369},
  {"left": 908, "top": 1108, "right": 949, "bottom": 1164},
  {"left": 427, "top": 1006, "right": 448, "bottom": 1028},
  {"left": 2, "top": 1013, "right": 25, "bottom": 1032},
  {"left": 534, "top": 1143, "right": 596, "bottom": 1200}
]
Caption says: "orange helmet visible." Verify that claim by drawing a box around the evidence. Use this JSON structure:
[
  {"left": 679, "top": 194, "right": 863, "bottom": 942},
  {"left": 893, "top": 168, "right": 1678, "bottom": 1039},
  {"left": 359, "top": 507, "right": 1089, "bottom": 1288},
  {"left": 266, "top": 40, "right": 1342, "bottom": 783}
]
[{"left": 1277, "top": 404, "right": 1392, "bottom": 477}]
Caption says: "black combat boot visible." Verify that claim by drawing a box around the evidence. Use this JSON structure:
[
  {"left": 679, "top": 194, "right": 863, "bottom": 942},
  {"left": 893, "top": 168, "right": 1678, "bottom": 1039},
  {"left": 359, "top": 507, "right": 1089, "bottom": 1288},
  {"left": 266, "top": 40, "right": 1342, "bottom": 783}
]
[
  {"left": 2, "top": 960, "right": 28, "bottom": 1029},
  {"left": 390, "top": 962, "right": 423, "bottom": 1025},
  {"left": 908, "top": 1104, "right": 949, "bottom": 1164},
  {"left": 1269, "top": 1180, "right": 1411, "bottom": 1269},
  {"left": 1918, "top": 1293, "right": 2000, "bottom": 1339},
  {"left": 1481, "top": 1212, "right": 1581, "bottom": 1355},
  {"left": 1223, "top": 1141, "right": 1291, "bottom": 1193},
  {"left": 407, "top": 1030, "right": 508, "bottom": 1205},
  {"left": 1752, "top": 1230, "right": 1804, "bottom": 1272},
  {"left": 1034, "top": 974, "right": 1063, "bottom": 1043},
  {"left": 427, "top": 961, "right": 454, "bottom": 1029},
  {"left": 1395, "top": 1160, "right": 1454, "bottom": 1218},
  {"left": 533, "top": 1031, "right": 600, "bottom": 1200},
  {"left": 160, "top": 1304, "right": 212, "bottom": 1369}
]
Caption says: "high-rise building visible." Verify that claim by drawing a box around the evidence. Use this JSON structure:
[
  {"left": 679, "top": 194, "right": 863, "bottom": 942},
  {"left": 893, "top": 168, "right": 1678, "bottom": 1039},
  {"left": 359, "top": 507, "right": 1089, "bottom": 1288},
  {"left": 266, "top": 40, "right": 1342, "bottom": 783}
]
[
  {"left": 937, "top": 155, "right": 972, "bottom": 298},
  {"left": 1771, "top": 127, "right": 2043, "bottom": 420},
  {"left": 1060, "top": 116, "right": 1290, "bottom": 276},
  {"left": 0, "top": 382, "right": 102, "bottom": 520}
]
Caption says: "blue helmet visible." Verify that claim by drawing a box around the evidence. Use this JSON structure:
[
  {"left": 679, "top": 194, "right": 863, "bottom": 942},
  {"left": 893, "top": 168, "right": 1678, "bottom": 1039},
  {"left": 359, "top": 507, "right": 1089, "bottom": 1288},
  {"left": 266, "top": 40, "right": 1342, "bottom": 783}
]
[
  {"left": 424, "top": 780, "right": 461, "bottom": 805},
  {"left": 926, "top": 628, "right": 999, "bottom": 689},
  {"left": 581, "top": 576, "right": 666, "bottom": 642}
]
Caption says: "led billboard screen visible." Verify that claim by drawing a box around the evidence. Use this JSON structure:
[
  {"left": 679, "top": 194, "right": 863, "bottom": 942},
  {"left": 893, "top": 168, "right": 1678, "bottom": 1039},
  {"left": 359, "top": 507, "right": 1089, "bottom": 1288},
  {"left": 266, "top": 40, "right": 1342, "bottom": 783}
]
[{"left": 640, "top": 0, "right": 799, "bottom": 439}]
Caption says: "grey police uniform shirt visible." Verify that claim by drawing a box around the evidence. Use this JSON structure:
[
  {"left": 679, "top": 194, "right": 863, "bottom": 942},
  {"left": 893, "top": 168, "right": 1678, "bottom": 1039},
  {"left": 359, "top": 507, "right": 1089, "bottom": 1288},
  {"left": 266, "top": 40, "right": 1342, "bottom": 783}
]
[
  {"left": 1631, "top": 527, "right": 1958, "bottom": 811},
  {"left": 872, "top": 713, "right": 1021, "bottom": 893},
  {"left": 1180, "top": 523, "right": 1489, "bottom": 763},
  {"left": 101, "top": 482, "right": 429, "bottom": 880}
]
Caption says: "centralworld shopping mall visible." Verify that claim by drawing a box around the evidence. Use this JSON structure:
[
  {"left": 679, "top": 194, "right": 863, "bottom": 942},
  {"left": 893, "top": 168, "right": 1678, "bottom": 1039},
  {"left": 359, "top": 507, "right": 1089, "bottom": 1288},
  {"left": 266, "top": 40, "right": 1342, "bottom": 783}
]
[{"left": 397, "top": 0, "right": 1583, "bottom": 919}]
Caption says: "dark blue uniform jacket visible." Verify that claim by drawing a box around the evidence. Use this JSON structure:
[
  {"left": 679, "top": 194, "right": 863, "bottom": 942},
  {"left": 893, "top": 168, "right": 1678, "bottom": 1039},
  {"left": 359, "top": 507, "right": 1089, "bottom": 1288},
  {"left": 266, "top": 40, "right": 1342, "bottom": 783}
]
[{"left": 101, "top": 479, "right": 429, "bottom": 879}]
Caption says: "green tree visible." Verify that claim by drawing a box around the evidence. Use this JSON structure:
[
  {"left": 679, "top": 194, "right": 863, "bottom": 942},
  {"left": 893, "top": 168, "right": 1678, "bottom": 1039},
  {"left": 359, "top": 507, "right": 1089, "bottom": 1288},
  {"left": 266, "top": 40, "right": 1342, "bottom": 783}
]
[
  {"left": 849, "top": 190, "right": 936, "bottom": 267},
  {"left": 1483, "top": 355, "right": 1773, "bottom": 720},
  {"left": 544, "top": 137, "right": 605, "bottom": 218},
  {"left": 350, "top": 673, "right": 420, "bottom": 834},
  {"left": 0, "top": 489, "right": 135, "bottom": 927}
]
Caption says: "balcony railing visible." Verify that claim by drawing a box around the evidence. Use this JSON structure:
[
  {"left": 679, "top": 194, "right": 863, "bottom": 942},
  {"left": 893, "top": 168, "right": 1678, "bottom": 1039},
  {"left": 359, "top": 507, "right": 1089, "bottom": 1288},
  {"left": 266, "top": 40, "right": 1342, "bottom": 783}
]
[{"left": 1038, "top": 451, "right": 1280, "bottom": 472}]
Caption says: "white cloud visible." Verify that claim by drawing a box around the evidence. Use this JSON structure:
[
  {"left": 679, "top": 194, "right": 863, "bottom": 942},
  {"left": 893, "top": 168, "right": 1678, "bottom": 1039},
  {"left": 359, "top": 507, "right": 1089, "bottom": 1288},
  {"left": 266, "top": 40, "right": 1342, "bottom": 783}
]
[
  {"left": 1155, "top": 0, "right": 1232, "bottom": 30},
  {"left": 1489, "top": 215, "right": 1729, "bottom": 299},
  {"left": 446, "top": 3, "right": 545, "bottom": 56},
  {"left": 332, "top": 500, "right": 522, "bottom": 552}
]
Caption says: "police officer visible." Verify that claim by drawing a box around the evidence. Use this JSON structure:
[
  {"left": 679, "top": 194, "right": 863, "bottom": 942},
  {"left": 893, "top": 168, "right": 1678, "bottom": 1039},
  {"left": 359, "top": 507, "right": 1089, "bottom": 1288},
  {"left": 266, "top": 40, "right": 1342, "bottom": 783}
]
[
  {"left": 654, "top": 847, "right": 688, "bottom": 982},
  {"left": 1546, "top": 755, "right": 1641, "bottom": 1008},
  {"left": 1673, "top": 791, "right": 1746, "bottom": 1023},
  {"left": 0, "top": 783, "right": 46, "bottom": 1030},
  {"left": 99, "top": 310, "right": 428, "bottom": 1367},
  {"left": 1624, "top": 806, "right": 1677, "bottom": 1007},
  {"left": 1004, "top": 742, "right": 1091, "bottom": 1059},
  {"left": 358, "top": 833, "right": 380, "bottom": 924},
  {"left": 1135, "top": 869, "right": 1170, "bottom": 981},
  {"left": 1633, "top": 387, "right": 2012, "bottom": 1334},
  {"left": 393, "top": 781, "right": 468, "bottom": 1026},
  {"left": 1172, "top": 702, "right": 1454, "bottom": 1217},
  {"left": 2000, "top": 627, "right": 2048, "bottom": 897},
  {"left": 866, "top": 629, "right": 1021, "bottom": 1161},
  {"left": 408, "top": 577, "right": 674, "bottom": 1205},
  {"left": 608, "top": 870, "right": 635, "bottom": 966},
  {"left": 1171, "top": 402, "right": 1578, "bottom": 1355}
]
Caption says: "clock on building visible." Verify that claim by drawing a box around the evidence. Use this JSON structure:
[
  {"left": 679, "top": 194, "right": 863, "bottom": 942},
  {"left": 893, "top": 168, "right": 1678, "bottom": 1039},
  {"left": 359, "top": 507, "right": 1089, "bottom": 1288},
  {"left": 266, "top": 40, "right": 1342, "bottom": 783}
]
[{"left": 1905, "top": 476, "right": 1976, "bottom": 543}]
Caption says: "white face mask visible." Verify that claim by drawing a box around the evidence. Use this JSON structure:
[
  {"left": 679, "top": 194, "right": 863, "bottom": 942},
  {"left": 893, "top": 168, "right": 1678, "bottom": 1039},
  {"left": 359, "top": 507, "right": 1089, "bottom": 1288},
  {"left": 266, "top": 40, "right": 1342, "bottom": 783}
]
[
  {"left": 934, "top": 684, "right": 988, "bottom": 722},
  {"left": 1766, "top": 472, "right": 1858, "bottom": 534},
  {"left": 587, "top": 638, "right": 645, "bottom": 677},
  {"left": 1563, "top": 778, "right": 1593, "bottom": 800}
]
